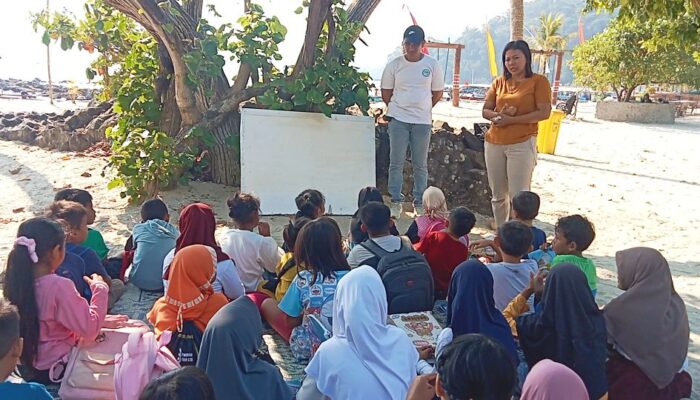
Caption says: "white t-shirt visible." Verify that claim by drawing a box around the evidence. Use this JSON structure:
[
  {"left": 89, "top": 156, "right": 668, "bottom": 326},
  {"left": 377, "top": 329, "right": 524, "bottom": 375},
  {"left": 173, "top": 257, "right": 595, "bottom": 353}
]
[
  {"left": 380, "top": 54, "right": 444, "bottom": 124},
  {"left": 219, "top": 229, "right": 284, "bottom": 292},
  {"left": 162, "top": 249, "right": 245, "bottom": 300},
  {"left": 346, "top": 235, "right": 402, "bottom": 268}
]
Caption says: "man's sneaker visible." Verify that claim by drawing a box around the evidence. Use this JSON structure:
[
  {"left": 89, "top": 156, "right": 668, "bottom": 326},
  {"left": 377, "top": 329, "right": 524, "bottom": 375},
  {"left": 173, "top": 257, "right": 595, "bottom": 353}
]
[{"left": 389, "top": 202, "right": 402, "bottom": 219}]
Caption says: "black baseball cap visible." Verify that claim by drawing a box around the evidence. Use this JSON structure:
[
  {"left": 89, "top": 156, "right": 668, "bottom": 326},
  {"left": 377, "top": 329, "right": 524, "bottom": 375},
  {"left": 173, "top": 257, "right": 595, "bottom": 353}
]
[{"left": 403, "top": 25, "right": 425, "bottom": 44}]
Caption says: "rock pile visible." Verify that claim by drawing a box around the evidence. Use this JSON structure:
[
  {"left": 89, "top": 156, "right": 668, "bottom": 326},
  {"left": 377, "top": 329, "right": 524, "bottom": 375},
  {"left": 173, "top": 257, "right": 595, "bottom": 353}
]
[
  {"left": 0, "top": 78, "right": 94, "bottom": 100},
  {"left": 375, "top": 121, "right": 492, "bottom": 216},
  {"left": 0, "top": 102, "right": 116, "bottom": 151}
]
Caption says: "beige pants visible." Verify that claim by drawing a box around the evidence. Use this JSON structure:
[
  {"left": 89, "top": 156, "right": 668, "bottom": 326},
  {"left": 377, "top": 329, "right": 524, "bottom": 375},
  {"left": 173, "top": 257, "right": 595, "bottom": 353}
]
[{"left": 485, "top": 137, "right": 538, "bottom": 227}]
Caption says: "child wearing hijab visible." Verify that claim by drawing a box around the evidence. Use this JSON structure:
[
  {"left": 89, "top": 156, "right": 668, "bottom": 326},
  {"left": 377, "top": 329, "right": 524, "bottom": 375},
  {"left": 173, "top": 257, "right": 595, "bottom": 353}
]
[
  {"left": 438, "top": 259, "right": 518, "bottom": 363},
  {"left": 139, "top": 367, "right": 216, "bottom": 400},
  {"left": 298, "top": 266, "right": 420, "bottom": 400},
  {"left": 405, "top": 186, "right": 449, "bottom": 244},
  {"left": 148, "top": 245, "right": 228, "bottom": 338},
  {"left": 504, "top": 264, "right": 608, "bottom": 400},
  {"left": 162, "top": 203, "right": 244, "bottom": 300},
  {"left": 197, "top": 297, "right": 292, "bottom": 400},
  {"left": 604, "top": 248, "right": 692, "bottom": 400},
  {"left": 521, "top": 359, "right": 589, "bottom": 400}
]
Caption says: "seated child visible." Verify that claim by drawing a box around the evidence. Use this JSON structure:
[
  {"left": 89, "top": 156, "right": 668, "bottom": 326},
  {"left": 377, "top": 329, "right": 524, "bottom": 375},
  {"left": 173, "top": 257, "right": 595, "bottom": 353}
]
[
  {"left": 405, "top": 186, "right": 449, "bottom": 244},
  {"left": 163, "top": 203, "right": 244, "bottom": 300},
  {"left": 219, "top": 192, "right": 283, "bottom": 292},
  {"left": 415, "top": 207, "right": 476, "bottom": 298},
  {"left": 139, "top": 366, "right": 215, "bottom": 400},
  {"left": 45, "top": 201, "right": 113, "bottom": 300},
  {"left": 471, "top": 191, "right": 546, "bottom": 262},
  {"left": 550, "top": 215, "right": 598, "bottom": 296},
  {"left": 348, "top": 186, "right": 399, "bottom": 248},
  {"left": 129, "top": 199, "right": 178, "bottom": 292},
  {"left": 261, "top": 217, "right": 351, "bottom": 361},
  {"left": 346, "top": 202, "right": 402, "bottom": 268},
  {"left": 3, "top": 218, "right": 108, "bottom": 384},
  {"left": 486, "top": 221, "right": 538, "bottom": 310},
  {"left": 260, "top": 216, "right": 312, "bottom": 301},
  {"left": 0, "top": 299, "right": 52, "bottom": 399},
  {"left": 407, "top": 334, "right": 517, "bottom": 400},
  {"left": 294, "top": 189, "right": 326, "bottom": 219},
  {"left": 54, "top": 188, "right": 109, "bottom": 260},
  {"left": 511, "top": 191, "right": 546, "bottom": 250}
]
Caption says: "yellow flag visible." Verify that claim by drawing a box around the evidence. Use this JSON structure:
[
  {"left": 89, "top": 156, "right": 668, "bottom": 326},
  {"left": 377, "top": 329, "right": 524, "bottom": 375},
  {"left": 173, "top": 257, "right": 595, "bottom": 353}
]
[{"left": 486, "top": 29, "right": 498, "bottom": 78}]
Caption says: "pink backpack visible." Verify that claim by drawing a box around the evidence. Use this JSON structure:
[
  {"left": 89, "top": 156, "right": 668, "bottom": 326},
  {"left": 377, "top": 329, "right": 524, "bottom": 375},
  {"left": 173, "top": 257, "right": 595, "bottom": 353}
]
[
  {"left": 114, "top": 330, "right": 180, "bottom": 400},
  {"left": 52, "top": 320, "right": 150, "bottom": 400}
]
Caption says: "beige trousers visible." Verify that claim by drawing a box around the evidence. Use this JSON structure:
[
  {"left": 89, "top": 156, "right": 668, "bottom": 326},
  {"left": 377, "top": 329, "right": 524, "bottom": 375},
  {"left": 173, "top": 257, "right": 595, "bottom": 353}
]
[{"left": 485, "top": 136, "right": 538, "bottom": 227}]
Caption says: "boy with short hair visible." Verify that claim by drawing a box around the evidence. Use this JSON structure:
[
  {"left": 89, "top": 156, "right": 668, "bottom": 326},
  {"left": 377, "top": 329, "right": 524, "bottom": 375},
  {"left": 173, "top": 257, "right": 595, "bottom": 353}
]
[
  {"left": 54, "top": 188, "right": 109, "bottom": 260},
  {"left": 47, "top": 201, "right": 125, "bottom": 309},
  {"left": 486, "top": 221, "right": 538, "bottom": 310},
  {"left": 346, "top": 202, "right": 403, "bottom": 268},
  {"left": 511, "top": 191, "right": 546, "bottom": 250},
  {"left": 0, "top": 298, "right": 52, "bottom": 399},
  {"left": 416, "top": 206, "right": 476, "bottom": 298},
  {"left": 129, "top": 199, "right": 179, "bottom": 291},
  {"left": 551, "top": 214, "right": 598, "bottom": 296}
]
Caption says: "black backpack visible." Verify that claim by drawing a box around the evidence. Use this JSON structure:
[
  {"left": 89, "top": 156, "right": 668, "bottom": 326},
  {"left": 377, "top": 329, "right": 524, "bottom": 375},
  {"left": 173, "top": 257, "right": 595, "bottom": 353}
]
[{"left": 359, "top": 238, "right": 434, "bottom": 314}]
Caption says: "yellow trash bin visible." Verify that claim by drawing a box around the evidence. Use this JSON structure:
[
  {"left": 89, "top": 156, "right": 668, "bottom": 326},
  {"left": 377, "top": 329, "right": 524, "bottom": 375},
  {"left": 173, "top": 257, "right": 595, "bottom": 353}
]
[{"left": 537, "top": 110, "right": 565, "bottom": 154}]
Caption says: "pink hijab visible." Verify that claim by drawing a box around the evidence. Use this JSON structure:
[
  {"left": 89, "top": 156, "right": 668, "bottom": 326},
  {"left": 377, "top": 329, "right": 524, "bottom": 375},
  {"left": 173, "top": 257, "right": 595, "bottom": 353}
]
[{"left": 521, "top": 359, "right": 588, "bottom": 400}]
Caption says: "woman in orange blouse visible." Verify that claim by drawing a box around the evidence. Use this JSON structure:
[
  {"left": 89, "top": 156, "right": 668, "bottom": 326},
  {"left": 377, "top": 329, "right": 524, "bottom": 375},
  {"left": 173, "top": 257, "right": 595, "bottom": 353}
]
[{"left": 482, "top": 40, "right": 552, "bottom": 227}]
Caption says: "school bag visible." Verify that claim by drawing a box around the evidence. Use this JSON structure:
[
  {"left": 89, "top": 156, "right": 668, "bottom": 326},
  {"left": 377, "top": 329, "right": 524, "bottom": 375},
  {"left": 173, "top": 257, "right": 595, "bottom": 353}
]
[
  {"left": 114, "top": 330, "right": 180, "bottom": 400},
  {"left": 51, "top": 319, "right": 150, "bottom": 400},
  {"left": 165, "top": 320, "right": 203, "bottom": 366},
  {"left": 359, "top": 238, "right": 434, "bottom": 314}
]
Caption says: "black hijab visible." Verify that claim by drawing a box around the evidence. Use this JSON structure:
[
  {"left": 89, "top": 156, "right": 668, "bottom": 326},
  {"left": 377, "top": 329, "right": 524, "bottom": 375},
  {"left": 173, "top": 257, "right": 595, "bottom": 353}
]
[
  {"left": 197, "top": 297, "right": 292, "bottom": 400},
  {"left": 516, "top": 263, "right": 607, "bottom": 400}
]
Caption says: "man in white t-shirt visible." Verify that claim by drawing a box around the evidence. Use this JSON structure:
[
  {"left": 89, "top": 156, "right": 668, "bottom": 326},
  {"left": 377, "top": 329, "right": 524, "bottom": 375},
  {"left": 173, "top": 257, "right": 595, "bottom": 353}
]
[{"left": 381, "top": 25, "right": 444, "bottom": 216}]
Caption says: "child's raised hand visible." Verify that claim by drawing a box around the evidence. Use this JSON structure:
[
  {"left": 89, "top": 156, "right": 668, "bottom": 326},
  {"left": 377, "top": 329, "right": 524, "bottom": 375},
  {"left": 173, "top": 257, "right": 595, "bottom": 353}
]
[
  {"left": 529, "top": 268, "right": 548, "bottom": 295},
  {"left": 84, "top": 273, "right": 105, "bottom": 286},
  {"left": 257, "top": 222, "right": 271, "bottom": 237},
  {"left": 406, "top": 373, "right": 437, "bottom": 400}
]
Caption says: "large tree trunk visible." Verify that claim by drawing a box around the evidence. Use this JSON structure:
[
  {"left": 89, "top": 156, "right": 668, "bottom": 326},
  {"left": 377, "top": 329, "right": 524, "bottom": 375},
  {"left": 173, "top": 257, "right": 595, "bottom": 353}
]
[
  {"left": 510, "top": 0, "right": 524, "bottom": 40},
  {"left": 106, "top": 0, "right": 383, "bottom": 189}
]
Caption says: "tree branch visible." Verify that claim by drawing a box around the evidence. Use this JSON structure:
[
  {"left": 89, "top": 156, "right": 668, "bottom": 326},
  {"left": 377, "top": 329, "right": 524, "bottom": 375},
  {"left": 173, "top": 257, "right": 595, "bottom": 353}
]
[{"left": 292, "top": 0, "right": 332, "bottom": 77}]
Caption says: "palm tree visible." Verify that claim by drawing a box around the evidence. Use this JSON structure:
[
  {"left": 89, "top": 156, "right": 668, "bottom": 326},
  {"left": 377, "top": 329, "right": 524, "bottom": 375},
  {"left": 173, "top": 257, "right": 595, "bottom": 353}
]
[
  {"left": 530, "top": 13, "right": 568, "bottom": 74},
  {"left": 510, "top": 0, "right": 524, "bottom": 40}
]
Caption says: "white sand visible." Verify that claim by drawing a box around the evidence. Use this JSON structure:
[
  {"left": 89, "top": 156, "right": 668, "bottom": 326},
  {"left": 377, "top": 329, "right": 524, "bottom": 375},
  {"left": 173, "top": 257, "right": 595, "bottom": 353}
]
[{"left": 0, "top": 99, "right": 698, "bottom": 396}]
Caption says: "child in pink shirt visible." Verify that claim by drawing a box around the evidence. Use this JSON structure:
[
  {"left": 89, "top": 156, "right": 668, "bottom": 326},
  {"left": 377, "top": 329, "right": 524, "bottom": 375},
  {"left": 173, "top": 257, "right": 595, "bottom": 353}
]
[{"left": 2, "top": 217, "right": 108, "bottom": 384}]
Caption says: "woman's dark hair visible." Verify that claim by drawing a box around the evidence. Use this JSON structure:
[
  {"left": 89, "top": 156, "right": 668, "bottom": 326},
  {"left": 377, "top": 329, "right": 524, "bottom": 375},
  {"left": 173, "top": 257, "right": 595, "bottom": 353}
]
[
  {"left": 46, "top": 200, "right": 88, "bottom": 229},
  {"left": 356, "top": 186, "right": 383, "bottom": 210},
  {"left": 139, "top": 366, "right": 215, "bottom": 400},
  {"left": 294, "top": 217, "right": 349, "bottom": 283},
  {"left": 502, "top": 40, "right": 534, "bottom": 79},
  {"left": 226, "top": 192, "right": 261, "bottom": 224},
  {"left": 282, "top": 216, "right": 311, "bottom": 252},
  {"left": 436, "top": 334, "right": 516, "bottom": 400},
  {"left": 295, "top": 189, "right": 325, "bottom": 219},
  {"left": 3, "top": 217, "right": 65, "bottom": 368}
]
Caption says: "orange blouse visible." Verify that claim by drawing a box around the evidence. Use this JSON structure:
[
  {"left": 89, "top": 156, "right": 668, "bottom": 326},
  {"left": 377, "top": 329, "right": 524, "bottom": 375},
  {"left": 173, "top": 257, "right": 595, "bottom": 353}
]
[{"left": 485, "top": 74, "right": 552, "bottom": 145}]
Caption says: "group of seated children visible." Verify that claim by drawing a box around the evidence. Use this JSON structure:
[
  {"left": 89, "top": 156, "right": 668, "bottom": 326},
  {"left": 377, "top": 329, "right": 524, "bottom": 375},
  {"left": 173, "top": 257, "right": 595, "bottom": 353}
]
[{"left": 0, "top": 184, "right": 693, "bottom": 400}]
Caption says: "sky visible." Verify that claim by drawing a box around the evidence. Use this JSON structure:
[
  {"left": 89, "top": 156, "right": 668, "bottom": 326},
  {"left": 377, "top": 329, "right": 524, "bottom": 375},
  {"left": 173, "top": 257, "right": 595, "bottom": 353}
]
[{"left": 0, "top": 0, "right": 513, "bottom": 82}]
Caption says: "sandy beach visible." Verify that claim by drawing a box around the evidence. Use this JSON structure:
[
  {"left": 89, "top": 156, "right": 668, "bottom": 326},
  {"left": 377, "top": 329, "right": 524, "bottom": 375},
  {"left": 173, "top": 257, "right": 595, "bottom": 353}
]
[{"left": 0, "top": 98, "right": 698, "bottom": 396}]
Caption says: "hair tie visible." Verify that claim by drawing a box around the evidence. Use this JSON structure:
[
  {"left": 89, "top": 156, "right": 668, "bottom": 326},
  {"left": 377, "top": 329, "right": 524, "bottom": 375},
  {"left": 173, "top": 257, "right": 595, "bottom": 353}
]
[{"left": 14, "top": 236, "right": 39, "bottom": 263}]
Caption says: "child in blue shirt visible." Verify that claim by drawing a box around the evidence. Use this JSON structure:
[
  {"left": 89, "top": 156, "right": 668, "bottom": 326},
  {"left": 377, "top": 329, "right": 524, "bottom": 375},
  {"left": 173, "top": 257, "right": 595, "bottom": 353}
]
[
  {"left": 47, "top": 201, "right": 125, "bottom": 309},
  {"left": 260, "top": 217, "right": 351, "bottom": 361},
  {"left": 511, "top": 191, "right": 547, "bottom": 250},
  {"left": 0, "top": 299, "right": 52, "bottom": 400}
]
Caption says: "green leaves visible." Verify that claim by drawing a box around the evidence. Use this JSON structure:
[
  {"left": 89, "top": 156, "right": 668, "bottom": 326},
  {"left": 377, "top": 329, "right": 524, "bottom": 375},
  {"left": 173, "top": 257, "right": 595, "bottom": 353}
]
[{"left": 42, "top": 31, "right": 51, "bottom": 46}]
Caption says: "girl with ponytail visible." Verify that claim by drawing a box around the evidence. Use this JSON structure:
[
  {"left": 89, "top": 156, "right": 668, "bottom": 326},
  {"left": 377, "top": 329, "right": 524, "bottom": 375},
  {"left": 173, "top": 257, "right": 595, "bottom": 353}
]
[{"left": 3, "top": 217, "right": 109, "bottom": 384}]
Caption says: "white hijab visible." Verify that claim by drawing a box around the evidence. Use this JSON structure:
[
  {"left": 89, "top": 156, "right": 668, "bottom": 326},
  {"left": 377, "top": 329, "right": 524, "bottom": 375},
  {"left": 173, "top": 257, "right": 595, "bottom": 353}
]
[{"left": 305, "top": 266, "right": 418, "bottom": 400}]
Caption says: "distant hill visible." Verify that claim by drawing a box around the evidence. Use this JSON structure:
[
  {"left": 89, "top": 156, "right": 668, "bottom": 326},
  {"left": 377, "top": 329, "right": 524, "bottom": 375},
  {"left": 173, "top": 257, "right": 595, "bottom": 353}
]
[{"left": 374, "top": 0, "right": 614, "bottom": 86}]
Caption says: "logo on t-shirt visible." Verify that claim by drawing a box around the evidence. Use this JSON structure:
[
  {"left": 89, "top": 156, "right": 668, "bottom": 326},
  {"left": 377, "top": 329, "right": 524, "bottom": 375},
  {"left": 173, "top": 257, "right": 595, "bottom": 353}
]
[{"left": 421, "top": 68, "right": 431, "bottom": 77}]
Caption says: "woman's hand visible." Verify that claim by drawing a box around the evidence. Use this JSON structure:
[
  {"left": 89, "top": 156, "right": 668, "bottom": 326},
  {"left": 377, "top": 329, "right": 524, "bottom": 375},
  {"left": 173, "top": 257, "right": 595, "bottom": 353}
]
[
  {"left": 502, "top": 104, "right": 518, "bottom": 116},
  {"left": 406, "top": 373, "right": 437, "bottom": 400},
  {"left": 491, "top": 113, "right": 515, "bottom": 126}
]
